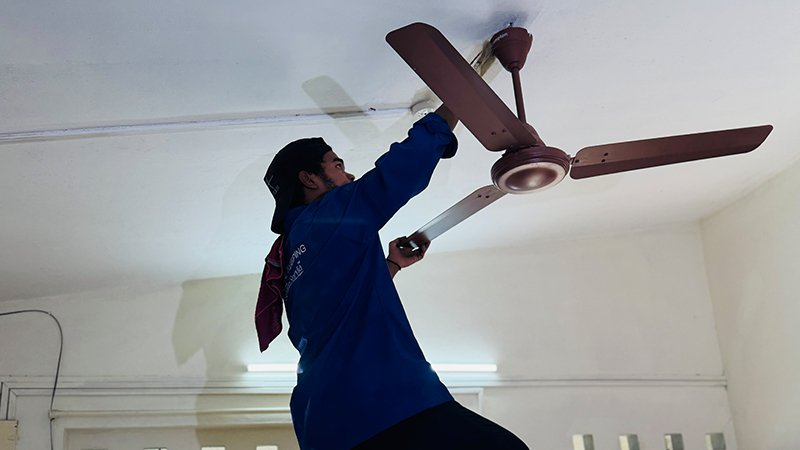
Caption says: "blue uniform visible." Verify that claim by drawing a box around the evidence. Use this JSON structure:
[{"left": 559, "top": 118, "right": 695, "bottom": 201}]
[{"left": 281, "top": 113, "right": 457, "bottom": 450}]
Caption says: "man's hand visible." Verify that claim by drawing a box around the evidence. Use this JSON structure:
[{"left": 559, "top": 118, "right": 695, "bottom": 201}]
[
  {"left": 386, "top": 237, "right": 429, "bottom": 277},
  {"left": 434, "top": 104, "right": 458, "bottom": 131}
]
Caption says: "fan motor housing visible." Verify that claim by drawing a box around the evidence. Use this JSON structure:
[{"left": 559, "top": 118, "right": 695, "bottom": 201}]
[
  {"left": 491, "top": 27, "right": 533, "bottom": 71},
  {"left": 491, "top": 146, "right": 571, "bottom": 194}
]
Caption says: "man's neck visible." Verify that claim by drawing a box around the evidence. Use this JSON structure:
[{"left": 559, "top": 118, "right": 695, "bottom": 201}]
[{"left": 304, "top": 188, "right": 328, "bottom": 204}]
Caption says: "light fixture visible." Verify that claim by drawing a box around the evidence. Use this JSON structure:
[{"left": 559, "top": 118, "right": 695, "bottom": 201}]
[
  {"left": 247, "top": 363, "right": 497, "bottom": 374},
  {"left": 411, "top": 99, "right": 437, "bottom": 118},
  {"left": 431, "top": 364, "right": 497, "bottom": 373},
  {"left": 247, "top": 363, "right": 298, "bottom": 373}
]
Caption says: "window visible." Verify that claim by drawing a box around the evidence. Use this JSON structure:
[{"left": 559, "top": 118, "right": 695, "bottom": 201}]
[
  {"left": 572, "top": 434, "right": 595, "bottom": 450},
  {"left": 619, "top": 434, "right": 640, "bottom": 450},
  {"left": 706, "top": 433, "right": 726, "bottom": 450},
  {"left": 665, "top": 433, "right": 684, "bottom": 450}
]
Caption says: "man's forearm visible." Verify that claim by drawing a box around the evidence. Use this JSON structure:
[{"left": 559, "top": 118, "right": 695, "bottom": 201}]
[{"left": 387, "top": 260, "right": 401, "bottom": 279}]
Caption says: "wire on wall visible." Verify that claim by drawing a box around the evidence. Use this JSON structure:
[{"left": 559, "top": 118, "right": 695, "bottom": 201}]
[{"left": 0, "top": 309, "right": 64, "bottom": 450}]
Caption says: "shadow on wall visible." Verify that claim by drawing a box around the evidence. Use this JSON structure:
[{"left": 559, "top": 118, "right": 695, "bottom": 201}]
[
  {"left": 171, "top": 274, "right": 300, "bottom": 449},
  {"left": 172, "top": 274, "right": 262, "bottom": 375}
]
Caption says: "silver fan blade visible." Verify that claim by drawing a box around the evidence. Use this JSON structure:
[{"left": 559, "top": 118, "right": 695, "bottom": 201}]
[{"left": 403, "top": 185, "right": 506, "bottom": 249}]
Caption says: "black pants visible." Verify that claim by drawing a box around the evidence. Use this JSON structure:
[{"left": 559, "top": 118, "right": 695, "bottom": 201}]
[{"left": 352, "top": 400, "right": 529, "bottom": 450}]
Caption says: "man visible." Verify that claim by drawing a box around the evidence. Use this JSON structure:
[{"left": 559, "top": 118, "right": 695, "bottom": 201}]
[{"left": 257, "top": 105, "right": 528, "bottom": 449}]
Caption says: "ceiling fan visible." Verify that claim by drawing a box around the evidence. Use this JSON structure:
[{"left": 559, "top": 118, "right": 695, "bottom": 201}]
[{"left": 386, "top": 22, "right": 773, "bottom": 249}]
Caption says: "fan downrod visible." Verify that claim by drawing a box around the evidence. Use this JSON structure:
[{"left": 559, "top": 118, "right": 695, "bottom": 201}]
[{"left": 491, "top": 27, "right": 534, "bottom": 126}]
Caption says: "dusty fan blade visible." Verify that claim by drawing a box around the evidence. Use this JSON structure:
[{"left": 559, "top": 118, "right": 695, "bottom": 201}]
[
  {"left": 387, "top": 23, "right": 539, "bottom": 151},
  {"left": 402, "top": 185, "right": 506, "bottom": 249},
  {"left": 570, "top": 125, "right": 773, "bottom": 179}
]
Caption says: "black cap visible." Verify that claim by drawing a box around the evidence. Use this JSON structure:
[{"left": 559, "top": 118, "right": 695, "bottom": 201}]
[{"left": 265, "top": 137, "right": 332, "bottom": 234}]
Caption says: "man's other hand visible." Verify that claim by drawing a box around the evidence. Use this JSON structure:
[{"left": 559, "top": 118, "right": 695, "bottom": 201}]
[{"left": 387, "top": 237, "right": 429, "bottom": 269}]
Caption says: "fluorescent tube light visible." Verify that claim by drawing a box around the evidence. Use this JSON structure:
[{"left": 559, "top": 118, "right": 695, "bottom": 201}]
[
  {"left": 247, "top": 364, "right": 298, "bottom": 373},
  {"left": 247, "top": 363, "right": 497, "bottom": 373},
  {"left": 431, "top": 364, "right": 497, "bottom": 373}
]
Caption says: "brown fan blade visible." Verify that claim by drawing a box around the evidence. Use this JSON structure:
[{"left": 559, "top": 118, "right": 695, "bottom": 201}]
[
  {"left": 570, "top": 125, "right": 773, "bottom": 179},
  {"left": 403, "top": 185, "right": 506, "bottom": 249},
  {"left": 387, "top": 23, "right": 539, "bottom": 151}
]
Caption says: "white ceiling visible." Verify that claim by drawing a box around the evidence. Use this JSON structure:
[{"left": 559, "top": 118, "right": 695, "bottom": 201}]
[{"left": 2, "top": 0, "right": 799, "bottom": 301}]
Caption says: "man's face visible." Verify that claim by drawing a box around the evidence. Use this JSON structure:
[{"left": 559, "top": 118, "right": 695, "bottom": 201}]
[{"left": 318, "top": 150, "right": 355, "bottom": 189}]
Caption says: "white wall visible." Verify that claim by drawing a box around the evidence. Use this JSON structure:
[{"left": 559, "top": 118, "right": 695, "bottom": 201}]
[
  {"left": 1, "top": 225, "right": 734, "bottom": 450},
  {"left": 701, "top": 158, "right": 800, "bottom": 450},
  {"left": 397, "top": 225, "right": 724, "bottom": 379}
]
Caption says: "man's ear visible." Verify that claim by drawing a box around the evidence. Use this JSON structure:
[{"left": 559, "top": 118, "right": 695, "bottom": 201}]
[{"left": 298, "top": 170, "right": 318, "bottom": 190}]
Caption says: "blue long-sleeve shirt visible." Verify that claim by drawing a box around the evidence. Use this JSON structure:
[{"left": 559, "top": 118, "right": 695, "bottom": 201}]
[{"left": 282, "top": 113, "right": 457, "bottom": 450}]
